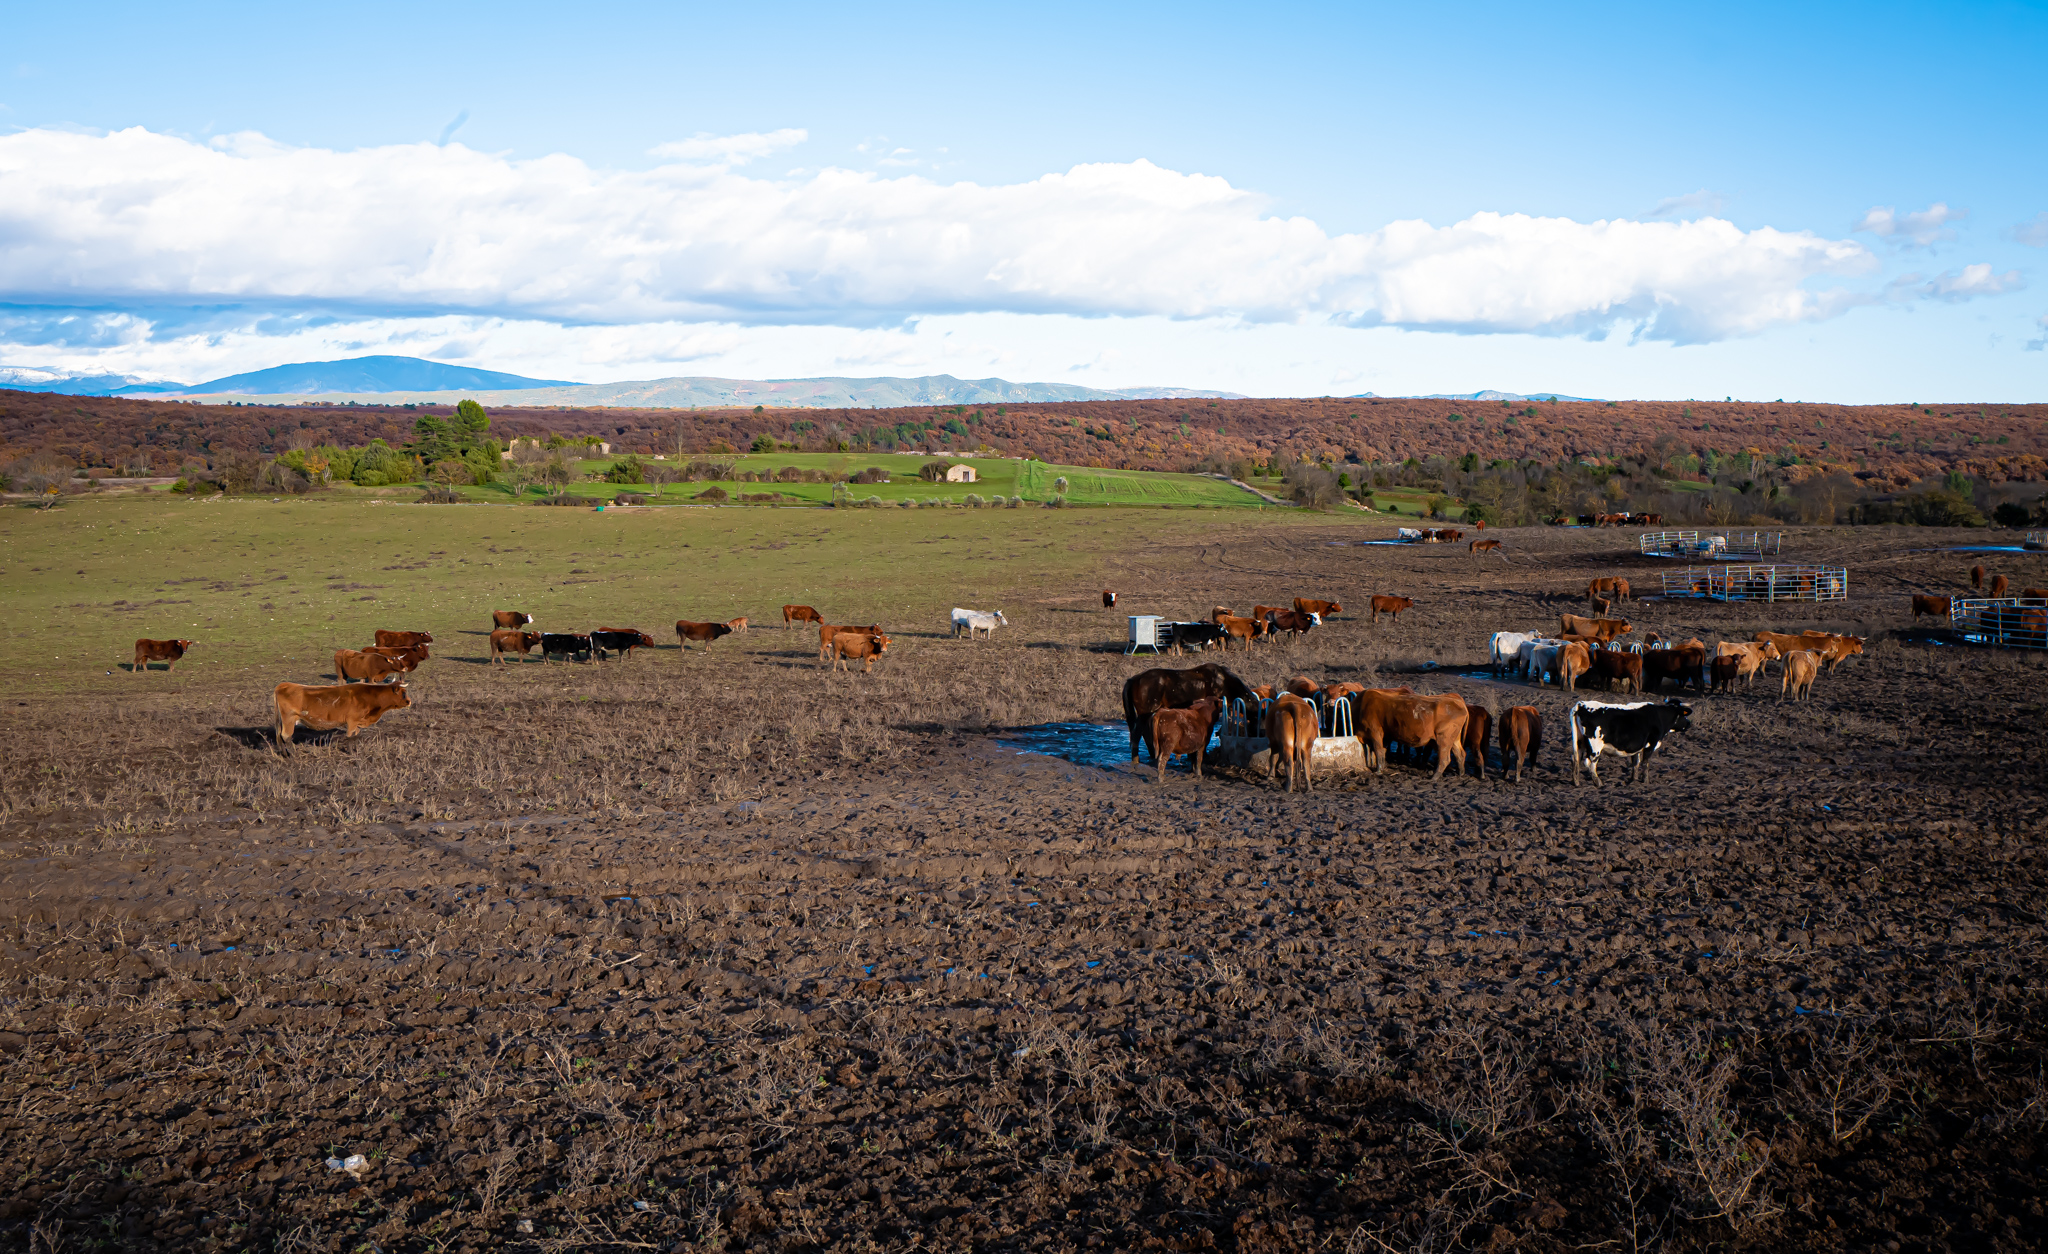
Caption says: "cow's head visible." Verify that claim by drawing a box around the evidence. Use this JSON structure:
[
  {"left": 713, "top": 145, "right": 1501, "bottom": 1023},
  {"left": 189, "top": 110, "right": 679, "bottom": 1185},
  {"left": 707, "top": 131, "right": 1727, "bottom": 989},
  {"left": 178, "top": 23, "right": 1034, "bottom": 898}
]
[
  {"left": 1308, "top": 612, "right": 1322, "bottom": 626},
  {"left": 177, "top": 639, "right": 196, "bottom": 650},
  {"left": 1663, "top": 699, "right": 1692, "bottom": 731},
  {"left": 994, "top": 611, "right": 1009, "bottom": 626},
  {"left": 1759, "top": 641, "right": 1781, "bottom": 659}
]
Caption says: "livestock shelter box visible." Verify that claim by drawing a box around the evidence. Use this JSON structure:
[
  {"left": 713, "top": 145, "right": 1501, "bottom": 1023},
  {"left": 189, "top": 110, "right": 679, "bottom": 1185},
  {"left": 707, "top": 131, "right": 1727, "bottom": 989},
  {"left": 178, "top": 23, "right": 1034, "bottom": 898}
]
[{"left": 1127, "top": 615, "right": 1167, "bottom": 655}]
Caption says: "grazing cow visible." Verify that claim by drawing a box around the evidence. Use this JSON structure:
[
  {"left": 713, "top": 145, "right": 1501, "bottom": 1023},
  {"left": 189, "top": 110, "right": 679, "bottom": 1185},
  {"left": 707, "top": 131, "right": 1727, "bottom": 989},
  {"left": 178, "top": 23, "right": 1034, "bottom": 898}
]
[
  {"left": 1911, "top": 594, "right": 1950, "bottom": 620},
  {"left": 1640, "top": 642, "right": 1707, "bottom": 694},
  {"left": 1590, "top": 646, "right": 1643, "bottom": 695},
  {"left": 1103, "top": 590, "right": 1118, "bottom": 609},
  {"left": 1568, "top": 699, "right": 1693, "bottom": 785},
  {"left": 1971, "top": 564, "right": 1985, "bottom": 591},
  {"left": 1294, "top": 597, "right": 1342, "bottom": 619},
  {"left": 1463, "top": 705, "right": 1493, "bottom": 778},
  {"left": 1709, "top": 655, "right": 1739, "bottom": 694},
  {"left": 1322, "top": 681, "right": 1367, "bottom": 703},
  {"left": 273, "top": 680, "right": 410, "bottom": 754},
  {"left": 1149, "top": 698, "right": 1218, "bottom": 784},
  {"left": 592, "top": 628, "right": 657, "bottom": 660},
  {"left": 1350, "top": 689, "right": 1468, "bottom": 779},
  {"left": 1469, "top": 539, "right": 1503, "bottom": 557},
  {"left": 1558, "top": 613, "right": 1632, "bottom": 642},
  {"left": 830, "top": 631, "right": 891, "bottom": 673},
  {"left": 1214, "top": 615, "right": 1264, "bottom": 651},
  {"left": 360, "top": 645, "right": 429, "bottom": 673},
  {"left": 1590, "top": 596, "right": 1611, "bottom": 616},
  {"left": 1249, "top": 684, "right": 1277, "bottom": 700},
  {"left": 334, "top": 648, "right": 411, "bottom": 683},
  {"left": 951, "top": 607, "right": 1009, "bottom": 639},
  {"left": 492, "top": 611, "right": 534, "bottom": 630},
  {"left": 1498, "top": 706, "right": 1541, "bottom": 783},
  {"left": 818, "top": 623, "right": 884, "bottom": 662},
  {"left": 2022, "top": 586, "right": 2048, "bottom": 603},
  {"left": 1781, "top": 650, "right": 1820, "bottom": 702},
  {"left": 374, "top": 630, "right": 433, "bottom": 649},
  {"left": 1715, "top": 640, "right": 1781, "bottom": 686},
  {"left": 726, "top": 617, "right": 749, "bottom": 633},
  {"left": 1397, "top": 527, "right": 1424, "bottom": 541},
  {"left": 131, "top": 638, "right": 194, "bottom": 675},
  {"left": 489, "top": 629, "right": 542, "bottom": 664},
  {"left": 1264, "top": 608, "right": 1319, "bottom": 638},
  {"left": 675, "top": 620, "right": 733, "bottom": 651},
  {"left": 782, "top": 604, "right": 823, "bottom": 628},
  {"left": 1990, "top": 574, "right": 2010, "bottom": 598},
  {"left": 1211, "top": 605, "right": 1235, "bottom": 623},
  {"left": 1369, "top": 595, "right": 1414, "bottom": 624},
  {"left": 1490, "top": 631, "right": 1545, "bottom": 678},
  {"left": 1264, "top": 693, "right": 1318, "bottom": 792},
  {"left": 540, "top": 632, "right": 593, "bottom": 663},
  {"left": 1122, "top": 664, "right": 1254, "bottom": 761},
  {"left": 1285, "top": 676, "right": 1321, "bottom": 698}
]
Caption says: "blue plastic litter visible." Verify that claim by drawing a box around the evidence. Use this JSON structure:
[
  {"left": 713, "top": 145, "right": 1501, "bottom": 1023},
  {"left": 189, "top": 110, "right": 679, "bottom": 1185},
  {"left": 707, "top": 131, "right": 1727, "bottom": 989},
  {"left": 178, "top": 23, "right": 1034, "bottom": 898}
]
[
  {"left": 863, "top": 965, "right": 874, "bottom": 975},
  {"left": 1027, "top": 902, "right": 1040, "bottom": 908},
  {"left": 225, "top": 946, "right": 235, "bottom": 952},
  {"left": 945, "top": 967, "right": 956, "bottom": 975},
  {"left": 1085, "top": 960, "right": 1101, "bottom": 969}
]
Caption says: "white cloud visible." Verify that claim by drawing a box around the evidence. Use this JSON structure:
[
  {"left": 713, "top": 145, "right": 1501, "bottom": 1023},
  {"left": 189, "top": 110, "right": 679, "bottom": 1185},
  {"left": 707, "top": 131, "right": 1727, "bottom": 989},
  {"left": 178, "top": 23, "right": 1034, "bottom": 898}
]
[
  {"left": 2013, "top": 211, "right": 2048, "bottom": 247},
  {"left": 647, "top": 128, "right": 807, "bottom": 164},
  {"left": 0, "top": 126, "right": 1885, "bottom": 345},
  {"left": 1886, "top": 264, "right": 2024, "bottom": 303},
  {"left": 1854, "top": 201, "right": 1967, "bottom": 248},
  {"left": 1647, "top": 189, "right": 1725, "bottom": 219},
  {"left": 2027, "top": 314, "right": 2048, "bottom": 352}
]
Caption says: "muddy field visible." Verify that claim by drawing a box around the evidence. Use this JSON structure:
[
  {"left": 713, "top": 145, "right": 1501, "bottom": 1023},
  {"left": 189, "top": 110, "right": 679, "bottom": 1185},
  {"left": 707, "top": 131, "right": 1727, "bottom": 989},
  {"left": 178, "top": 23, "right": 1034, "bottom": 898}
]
[{"left": 3, "top": 521, "right": 2046, "bottom": 1253}]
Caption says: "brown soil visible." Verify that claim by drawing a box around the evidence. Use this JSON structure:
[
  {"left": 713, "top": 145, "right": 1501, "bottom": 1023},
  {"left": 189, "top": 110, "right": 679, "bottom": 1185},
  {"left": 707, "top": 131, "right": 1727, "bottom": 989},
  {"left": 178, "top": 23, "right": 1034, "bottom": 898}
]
[{"left": 3, "top": 526, "right": 2047, "bottom": 1252}]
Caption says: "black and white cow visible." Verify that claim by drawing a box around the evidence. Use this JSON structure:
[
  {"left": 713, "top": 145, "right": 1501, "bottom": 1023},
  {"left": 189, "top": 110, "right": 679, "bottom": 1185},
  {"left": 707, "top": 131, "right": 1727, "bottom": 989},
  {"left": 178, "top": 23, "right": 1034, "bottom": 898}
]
[{"left": 1568, "top": 699, "right": 1692, "bottom": 785}]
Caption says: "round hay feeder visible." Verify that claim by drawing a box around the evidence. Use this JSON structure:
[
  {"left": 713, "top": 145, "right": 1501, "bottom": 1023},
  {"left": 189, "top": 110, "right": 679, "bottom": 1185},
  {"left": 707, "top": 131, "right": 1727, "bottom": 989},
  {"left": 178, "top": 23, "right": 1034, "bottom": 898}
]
[{"left": 1211, "top": 696, "right": 1367, "bottom": 775}]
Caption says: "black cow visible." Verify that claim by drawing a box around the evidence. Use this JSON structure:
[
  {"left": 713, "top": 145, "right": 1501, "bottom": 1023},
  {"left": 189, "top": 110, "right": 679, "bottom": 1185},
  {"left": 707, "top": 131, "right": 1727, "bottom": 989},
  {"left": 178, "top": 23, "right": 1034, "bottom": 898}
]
[
  {"left": 1170, "top": 622, "right": 1228, "bottom": 654},
  {"left": 1568, "top": 699, "right": 1693, "bottom": 786},
  {"left": 592, "top": 628, "right": 656, "bottom": 660},
  {"left": 1123, "top": 663, "right": 1254, "bottom": 762},
  {"left": 540, "top": 632, "right": 592, "bottom": 663}
]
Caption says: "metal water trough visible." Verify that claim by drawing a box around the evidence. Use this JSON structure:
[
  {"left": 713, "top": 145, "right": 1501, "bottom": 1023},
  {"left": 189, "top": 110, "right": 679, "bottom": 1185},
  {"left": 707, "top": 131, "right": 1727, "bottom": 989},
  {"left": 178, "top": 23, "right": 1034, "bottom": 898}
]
[
  {"left": 1639, "top": 530, "right": 1783, "bottom": 560},
  {"left": 2026, "top": 531, "right": 2047, "bottom": 552},
  {"left": 1950, "top": 596, "right": 2048, "bottom": 649},
  {"left": 1660, "top": 564, "right": 1847, "bottom": 602},
  {"left": 1210, "top": 696, "right": 1367, "bottom": 775}
]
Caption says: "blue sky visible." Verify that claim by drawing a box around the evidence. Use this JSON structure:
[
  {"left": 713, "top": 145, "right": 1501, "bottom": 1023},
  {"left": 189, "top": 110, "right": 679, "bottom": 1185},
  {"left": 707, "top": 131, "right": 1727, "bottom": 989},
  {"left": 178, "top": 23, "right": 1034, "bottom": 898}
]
[{"left": 3, "top": 0, "right": 2045, "bottom": 399}]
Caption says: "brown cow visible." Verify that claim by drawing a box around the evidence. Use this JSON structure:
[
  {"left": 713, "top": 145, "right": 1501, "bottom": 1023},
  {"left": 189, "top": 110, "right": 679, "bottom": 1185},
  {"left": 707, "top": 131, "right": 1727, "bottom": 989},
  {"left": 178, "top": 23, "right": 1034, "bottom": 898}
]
[
  {"left": 726, "top": 617, "right": 749, "bottom": 633},
  {"left": 1215, "top": 615, "right": 1264, "bottom": 651},
  {"left": 273, "top": 680, "right": 410, "bottom": 754},
  {"left": 1558, "top": 613, "right": 1632, "bottom": 642},
  {"left": 1150, "top": 698, "right": 1217, "bottom": 784},
  {"left": 1781, "top": 650, "right": 1820, "bottom": 702},
  {"left": 374, "top": 630, "right": 433, "bottom": 649},
  {"left": 1590, "top": 596, "right": 1611, "bottom": 616},
  {"left": 1971, "top": 564, "right": 1985, "bottom": 591},
  {"left": 675, "top": 620, "right": 734, "bottom": 651},
  {"left": 1211, "top": 605, "right": 1234, "bottom": 623},
  {"left": 1498, "top": 706, "right": 1541, "bottom": 783},
  {"left": 1588, "top": 576, "right": 1622, "bottom": 600},
  {"left": 830, "top": 631, "right": 891, "bottom": 673},
  {"left": 1263, "top": 693, "right": 1317, "bottom": 793},
  {"left": 1642, "top": 642, "right": 1708, "bottom": 694},
  {"left": 1350, "top": 689, "right": 1467, "bottom": 779},
  {"left": 818, "top": 623, "right": 884, "bottom": 662},
  {"left": 1463, "top": 705, "right": 1493, "bottom": 778},
  {"left": 1716, "top": 639, "right": 1781, "bottom": 685},
  {"left": 1264, "top": 609, "right": 1318, "bottom": 637},
  {"left": 1910, "top": 594, "right": 1950, "bottom": 620},
  {"left": 131, "top": 638, "right": 194, "bottom": 674},
  {"left": 1103, "top": 590, "right": 1118, "bottom": 608},
  {"left": 489, "top": 629, "right": 542, "bottom": 664},
  {"left": 362, "top": 644, "right": 429, "bottom": 669},
  {"left": 1252, "top": 604, "right": 1286, "bottom": 625},
  {"left": 1285, "top": 676, "right": 1321, "bottom": 698},
  {"left": 1590, "top": 646, "right": 1642, "bottom": 694},
  {"left": 1798, "top": 631, "right": 1864, "bottom": 672},
  {"left": 491, "top": 611, "right": 533, "bottom": 630},
  {"left": 1294, "top": 597, "right": 1342, "bottom": 618},
  {"left": 1469, "top": 539, "right": 1503, "bottom": 556},
  {"left": 1369, "top": 595, "right": 1414, "bottom": 624},
  {"left": 1990, "top": 574, "right": 2010, "bottom": 598},
  {"left": 2024, "top": 587, "right": 2048, "bottom": 602},
  {"left": 782, "top": 604, "right": 823, "bottom": 628},
  {"left": 1558, "top": 641, "right": 1592, "bottom": 693},
  {"left": 1322, "top": 681, "right": 1367, "bottom": 702},
  {"left": 334, "top": 648, "right": 411, "bottom": 683},
  {"left": 1709, "top": 655, "right": 1739, "bottom": 694}
]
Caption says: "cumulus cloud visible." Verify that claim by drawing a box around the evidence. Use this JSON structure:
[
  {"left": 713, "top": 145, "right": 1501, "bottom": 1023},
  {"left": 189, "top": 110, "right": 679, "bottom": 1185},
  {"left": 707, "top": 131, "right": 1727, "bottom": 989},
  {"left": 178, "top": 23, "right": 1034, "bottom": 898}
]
[
  {"left": 1855, "top": 202, "right": 1967, "bottom": 248},
  {"left": 648, "top": 128, "right": 807, "bottom": 164},
  {"left": 1885, "top": 264, "right": 2024, "bottom": 303},
  {"left": 0, "top": 126, "right": 1894, "bottom": 345},
  {"left": 2013, "top": 211, "right": 2048, "bottom": 247},
  {"left": 1646, "top": 189, "right": 1725, "bottom": 219}
]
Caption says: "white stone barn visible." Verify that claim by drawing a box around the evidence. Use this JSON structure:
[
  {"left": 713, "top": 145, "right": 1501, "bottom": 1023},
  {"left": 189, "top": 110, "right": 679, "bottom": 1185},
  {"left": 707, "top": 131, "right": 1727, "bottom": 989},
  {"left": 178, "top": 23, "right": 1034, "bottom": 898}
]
[{"left": 944, "top": 464, "right": 978, "bottom": 483}]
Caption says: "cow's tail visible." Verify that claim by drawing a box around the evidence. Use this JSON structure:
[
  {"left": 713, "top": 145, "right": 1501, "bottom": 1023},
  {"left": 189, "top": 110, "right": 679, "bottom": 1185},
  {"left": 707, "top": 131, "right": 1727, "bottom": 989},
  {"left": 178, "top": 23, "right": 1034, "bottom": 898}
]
[{"left": 1567, "top": 702, "right": 1582, "bottom": 784}]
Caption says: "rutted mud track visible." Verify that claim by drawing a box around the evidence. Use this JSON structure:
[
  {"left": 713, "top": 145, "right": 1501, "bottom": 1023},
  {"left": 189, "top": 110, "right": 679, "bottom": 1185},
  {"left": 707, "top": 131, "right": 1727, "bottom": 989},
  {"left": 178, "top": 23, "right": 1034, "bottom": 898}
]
[{"left": 3, "top": 524, "right": 2047, "bottom": 1252}]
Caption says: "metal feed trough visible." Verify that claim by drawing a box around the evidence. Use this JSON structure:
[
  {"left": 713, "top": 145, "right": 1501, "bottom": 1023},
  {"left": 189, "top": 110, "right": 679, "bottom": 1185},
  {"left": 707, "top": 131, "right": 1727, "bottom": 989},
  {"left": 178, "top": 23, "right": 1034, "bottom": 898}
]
[
  {"left": 1949, "top": 597, "right": 2048, "bottom": 649},
  {"left": 1639, "top": 530, "right": 1784, "bottom": 560},
  {"left": 1659, "top": 564, "right": 1847, "bottom": 603},
  {"left": 1212, "top": 695, "right": 1367, "bottom": 775}
]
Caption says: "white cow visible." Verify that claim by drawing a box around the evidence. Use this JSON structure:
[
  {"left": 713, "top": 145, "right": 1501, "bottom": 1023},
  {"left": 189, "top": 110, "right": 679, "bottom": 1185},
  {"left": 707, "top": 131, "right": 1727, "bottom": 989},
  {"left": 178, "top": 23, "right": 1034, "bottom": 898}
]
[
  {"left": 1397, "top": 527, "right": 1423, "bottom": 541},
  {"left": 951, "top": 608, "right": 1008, "bottom": 639},
  {"left": 1490, "top": 631, "right": 1547, "bottom": 678}
]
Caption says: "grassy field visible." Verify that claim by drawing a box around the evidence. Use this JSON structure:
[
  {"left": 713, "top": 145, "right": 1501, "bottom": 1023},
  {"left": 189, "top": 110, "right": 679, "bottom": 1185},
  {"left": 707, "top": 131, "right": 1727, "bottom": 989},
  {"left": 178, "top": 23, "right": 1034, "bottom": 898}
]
[
  {"left": 450, "top": 451, "right": 1271, "bottom": 509},
  {"left": 0, "top": 491, "right": 1387, "bottom": 698}
]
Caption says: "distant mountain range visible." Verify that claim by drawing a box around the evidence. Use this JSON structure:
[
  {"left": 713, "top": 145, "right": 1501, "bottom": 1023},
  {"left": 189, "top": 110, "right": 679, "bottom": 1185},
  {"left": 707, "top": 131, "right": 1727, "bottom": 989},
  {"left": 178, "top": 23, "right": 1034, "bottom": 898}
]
[
  {"left": 1353, "top": 389, "right": 1607, "bottom": 403},
  {"left": 0, "top": 355, "right": 1245, "bottom": 407}
]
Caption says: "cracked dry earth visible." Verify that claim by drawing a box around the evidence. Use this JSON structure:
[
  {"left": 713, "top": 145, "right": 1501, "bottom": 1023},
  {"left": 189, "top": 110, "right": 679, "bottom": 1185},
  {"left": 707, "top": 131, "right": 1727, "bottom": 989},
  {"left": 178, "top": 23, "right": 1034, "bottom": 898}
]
[{"left": 3, "top": 523, "right": 2048, "bottom": 1253}]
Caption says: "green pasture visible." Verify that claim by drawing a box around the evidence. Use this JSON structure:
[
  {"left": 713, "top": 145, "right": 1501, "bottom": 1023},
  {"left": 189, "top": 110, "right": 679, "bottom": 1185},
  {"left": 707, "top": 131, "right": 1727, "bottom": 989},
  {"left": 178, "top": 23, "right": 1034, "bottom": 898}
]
[
  {"left": 0, "top": 492, "right": 1387, "bottom": 698},
  {"left": 456, "top": 451, "right": 1268, "bottom": 509}
]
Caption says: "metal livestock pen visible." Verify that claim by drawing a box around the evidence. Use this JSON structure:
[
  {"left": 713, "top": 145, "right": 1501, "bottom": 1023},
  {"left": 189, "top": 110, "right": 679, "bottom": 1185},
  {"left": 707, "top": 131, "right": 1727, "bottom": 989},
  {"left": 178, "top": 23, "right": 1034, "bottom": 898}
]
[
  {"left": 1659, "top": 565, "right": 1848, "bottom": 603},
  {"left": 1949, "top": 597, "right": 2048, "bottom": 649},
  {"left": 1638, "top": 530, "right": 1784, "bottom": 560}
]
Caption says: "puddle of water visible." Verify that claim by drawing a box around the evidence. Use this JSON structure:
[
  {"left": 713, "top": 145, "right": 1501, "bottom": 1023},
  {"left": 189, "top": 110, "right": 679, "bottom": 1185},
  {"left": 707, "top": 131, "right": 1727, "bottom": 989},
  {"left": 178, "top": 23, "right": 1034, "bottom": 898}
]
[
  {"left": 1943, "top": 545, "right": 2031, "bottom": 553},
  {"left": 999, "top": 720, "right": 1219, "bottom": 768}
]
